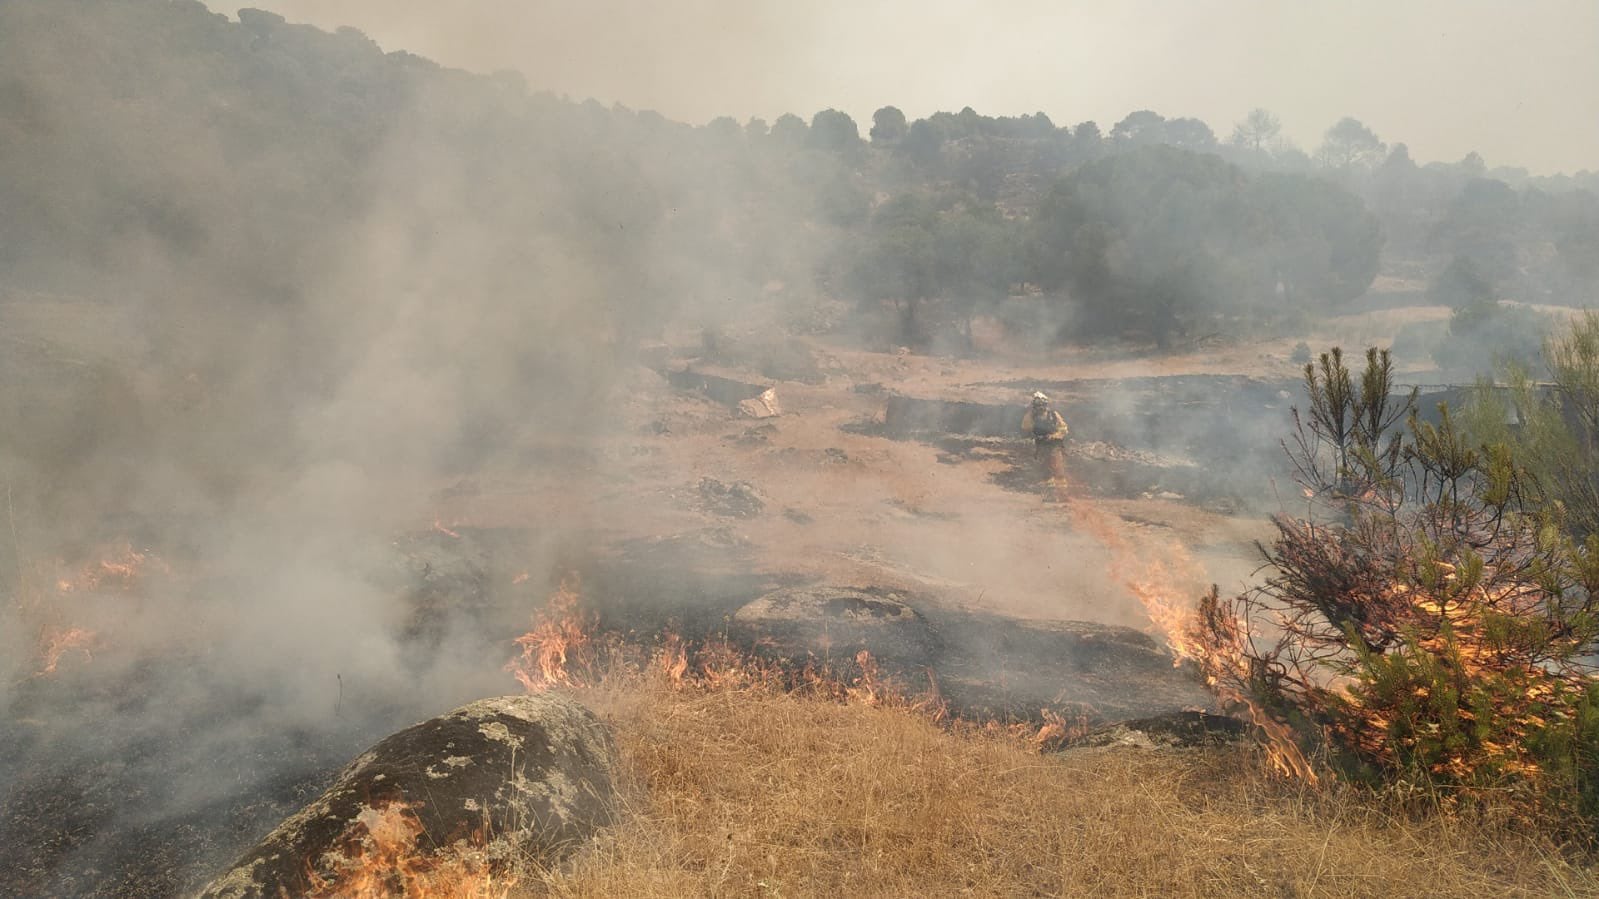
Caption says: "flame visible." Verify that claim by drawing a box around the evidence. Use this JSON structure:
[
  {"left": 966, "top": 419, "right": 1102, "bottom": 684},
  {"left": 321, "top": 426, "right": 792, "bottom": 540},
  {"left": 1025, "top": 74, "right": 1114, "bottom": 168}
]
[
  {"left": 1068, "top": 504, "right": 1203, "bottom": 661},
  {"left": 1325, "top": 572, "right": 1574, "bottom": 784},
  {"left": 1069, "top": 502, "right": 1320, "bottom": 783},
  {"left": 658, "top": 632, "right": 690, "bottom": 685},
  {"left": 36, "top": 627, "right": 95, "bottom": 676},
  {"left": 846, "top": 649, "right": 884, "bottom": 705},
  {"left": 54, "top": 542, "right": 164, "bottom": 594},
  {"left": 507, "top": 581, "right": 1081, "bottom": 751},
  {"left": 1181, "top": 534, "right": 1587, "bottom": 789},
  {"left": 305, "top": 801, "right": 513, "bottom": 898},
  {"left": 432, "top": 520, "right": 462, "bottom": 539},
  {"left": 505, "top": 576, "right": 596, "bottom": 691},
  {"left": 1031, "top": 708, "right": 1090, "bottom": 749},
  {"left": 965, "top": 709, "right": 1090, "bottom": 751},
  {"left": 26, "top": 543, "right": 165, "bottom": 678}
]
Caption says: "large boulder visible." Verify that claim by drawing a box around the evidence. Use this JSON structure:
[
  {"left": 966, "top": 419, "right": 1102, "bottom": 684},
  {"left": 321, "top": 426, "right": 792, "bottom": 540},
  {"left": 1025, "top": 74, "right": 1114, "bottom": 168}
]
[
  {"left": 732, "top": 586, "right": 939, "bottom": 668},
  {"left": 198, "top": 694, "right": 617, "bottom": 898}
]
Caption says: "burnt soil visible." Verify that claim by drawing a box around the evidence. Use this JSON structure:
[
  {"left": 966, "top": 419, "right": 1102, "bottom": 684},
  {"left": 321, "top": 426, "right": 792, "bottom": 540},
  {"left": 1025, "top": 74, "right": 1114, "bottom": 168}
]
[
  {"left": 2, "top": 334, "right": 1302, "bottom": 896},
  {"left": 1, "top": 522, "right": 1216, "bottom": 897}
]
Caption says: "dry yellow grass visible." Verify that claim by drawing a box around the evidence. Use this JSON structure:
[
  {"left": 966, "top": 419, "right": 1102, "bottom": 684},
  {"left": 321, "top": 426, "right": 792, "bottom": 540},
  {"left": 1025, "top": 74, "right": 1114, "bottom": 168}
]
[{"left": 514, "top": 677, "right": 1598, "bottom": 899}]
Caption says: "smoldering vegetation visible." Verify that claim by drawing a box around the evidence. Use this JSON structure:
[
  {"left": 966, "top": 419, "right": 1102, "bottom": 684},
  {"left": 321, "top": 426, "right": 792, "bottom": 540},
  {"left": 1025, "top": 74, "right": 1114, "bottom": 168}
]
[
  {"left": 0, "top": 4, "right": 872, "bottom": 894},
  {"left": 1, "top": 1, "right": 1597, "bottom": 895},
  {"left": 0, "top": 4, "right": 730, "bottom": 894}
]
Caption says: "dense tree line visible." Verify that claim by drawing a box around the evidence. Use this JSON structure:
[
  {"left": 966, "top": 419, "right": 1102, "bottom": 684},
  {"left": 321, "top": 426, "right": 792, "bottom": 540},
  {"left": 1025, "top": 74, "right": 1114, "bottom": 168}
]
[{"left": 1, "top": 0, "right": 1595, "bottom": 365}]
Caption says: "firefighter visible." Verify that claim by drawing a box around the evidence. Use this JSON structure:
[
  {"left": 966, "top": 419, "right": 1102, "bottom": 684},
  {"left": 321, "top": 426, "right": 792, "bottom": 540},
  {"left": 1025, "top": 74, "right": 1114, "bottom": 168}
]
[{"left": 1021, "top": 391, "right": 1068, "bottom": 497}]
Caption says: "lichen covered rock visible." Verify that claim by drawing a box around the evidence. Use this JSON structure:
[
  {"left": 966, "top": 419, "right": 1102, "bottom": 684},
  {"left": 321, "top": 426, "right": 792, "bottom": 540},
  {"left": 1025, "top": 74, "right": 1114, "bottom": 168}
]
[
  {"left": 732, "top": 586, "right": 939, "bottom": 667},
  {"left": 197, "top": 693, "right": 617, "bottom": 898}
]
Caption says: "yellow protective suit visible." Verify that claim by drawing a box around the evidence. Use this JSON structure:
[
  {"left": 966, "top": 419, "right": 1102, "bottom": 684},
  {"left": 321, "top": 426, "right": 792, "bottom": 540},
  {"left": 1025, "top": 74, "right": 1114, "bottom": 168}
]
[
  {"left": 1021, "top": 407, "right": 1068, "bottom": 440},
  {"left": 1022, "top": 406, "right": 1069, "bottom": 494}
]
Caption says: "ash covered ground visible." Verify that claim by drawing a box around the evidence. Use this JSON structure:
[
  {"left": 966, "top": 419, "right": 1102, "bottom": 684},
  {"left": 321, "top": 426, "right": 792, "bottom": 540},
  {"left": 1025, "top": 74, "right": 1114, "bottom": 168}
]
[{"left": 1, "top": 325, "right": 1309, "bottom": 896}]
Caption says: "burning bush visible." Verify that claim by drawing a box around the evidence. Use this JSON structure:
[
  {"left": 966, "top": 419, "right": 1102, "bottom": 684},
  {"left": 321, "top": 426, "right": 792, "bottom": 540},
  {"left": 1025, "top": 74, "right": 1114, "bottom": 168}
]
[
  {"left": 1196, "top": 347, "right": 1599, "bottom": 833},
  {"left": 538, "top": 667, "right": 1595, "bottom": 898}
]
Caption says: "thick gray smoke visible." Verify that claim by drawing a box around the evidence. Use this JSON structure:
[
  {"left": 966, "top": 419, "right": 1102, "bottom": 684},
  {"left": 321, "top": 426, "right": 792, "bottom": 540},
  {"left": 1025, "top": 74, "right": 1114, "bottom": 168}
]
[
  {"left": 0, "top": 5, "right": 767, "bottom": 891},
  {"left": 1, "top": 13, "right": 595, "bottom": 686}
]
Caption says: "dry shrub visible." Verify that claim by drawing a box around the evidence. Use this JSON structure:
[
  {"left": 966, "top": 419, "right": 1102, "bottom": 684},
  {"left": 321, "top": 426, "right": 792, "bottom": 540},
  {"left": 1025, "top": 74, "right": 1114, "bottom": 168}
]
[
  {"left": 1198, "top": 348, "right": 1599, "bottom": 829},
  {"left": 512, "top": 672, "right": 1595, "bottom": 898}
]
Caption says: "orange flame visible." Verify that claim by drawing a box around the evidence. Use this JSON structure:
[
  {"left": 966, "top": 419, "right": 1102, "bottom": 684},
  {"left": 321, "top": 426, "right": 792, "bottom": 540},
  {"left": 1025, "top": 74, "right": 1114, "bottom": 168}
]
[
  {"left": 505, "top": 577, "right": 596, "bottom": 691},
  {"left": 30, "top": 543, "right": 165, "bottom": 679},
  {"left": 305, "top": 802, "right": 513, "bottom": 898},
  {"left": 658, "top": 632, "right": 690, "bottom": 685},
  {"left": 846, "top": 649, "right": 884, "bottom": 705},
  {"left": 36, "top": 627, "right": 95, "bottom": 676},
  {"left": 1068, "top": 504, "right": 1202, "bottom": 661},
  {"left": 1328, "top": 573, "right": 1570, "bottom": 783},
  {"left": 1031, "top": 708, "right": 1091, "bottom": 748},
  {"left": 507, "top": 584, "right": 1079, "bottom": 750},
  {"left": 1069, "top": 502, "right": 1320, "bottom": 784},
  {"left": 54, "top": 543, "right": 164, "bottom": 594}
]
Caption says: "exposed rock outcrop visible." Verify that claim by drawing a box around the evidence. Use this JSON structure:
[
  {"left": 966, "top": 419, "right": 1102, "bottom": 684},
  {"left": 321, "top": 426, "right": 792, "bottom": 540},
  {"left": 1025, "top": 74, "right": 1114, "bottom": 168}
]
[
  {"left": 732, "top": 586, "right": 940, "bottom": 667},
  {"left": 929, "top": 616, "right": 1217, "bottom": 722},
  {"left": 737, "top": 387, "right": 782, "bottom": 419},
  {"left": 198, "top": 694, "right": 617, "bottom": 898},
  {"left": 1067, "top": 710, "right": 1247, "bottom": 750},
  {"left": 698, "top": 477, "right": 766, "bottom": 518}
]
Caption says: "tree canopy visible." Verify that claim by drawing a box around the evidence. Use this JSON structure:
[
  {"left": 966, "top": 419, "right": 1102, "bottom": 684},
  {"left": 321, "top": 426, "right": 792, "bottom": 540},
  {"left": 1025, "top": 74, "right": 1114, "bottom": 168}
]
[
  {"left": 1029, "top": 147, "right": 1380, "bottom": 344},
  {"left": 870, "top": 105, "right": 908, "bottom": 144},
  {"left": 0, "top": 0, "right": 1593, "bottom": 361}
]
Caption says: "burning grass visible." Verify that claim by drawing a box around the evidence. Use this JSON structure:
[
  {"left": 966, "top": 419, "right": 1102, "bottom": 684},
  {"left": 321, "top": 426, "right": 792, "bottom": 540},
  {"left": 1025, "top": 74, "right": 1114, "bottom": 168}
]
[
  {"left": 495, "top": 583, "right": 1596, "bottom": 897},
  {"left": 8, "top": 541, "right": 167, "bottom": 681},
  {"left": 1068, "top": 501, "right": 1321, "bottom": 783},
  {"left": 503, "top": 577, "right": 1085, "bottom": 750},
  {"left": 513, "top": 671, "right": 1597, "bottom": 898}
]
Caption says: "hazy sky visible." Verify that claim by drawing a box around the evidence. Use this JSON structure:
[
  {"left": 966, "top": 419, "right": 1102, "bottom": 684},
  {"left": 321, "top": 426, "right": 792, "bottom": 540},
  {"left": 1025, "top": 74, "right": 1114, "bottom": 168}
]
[{"left": 240, "top": 1, "right": 1597, "bottom": 174}]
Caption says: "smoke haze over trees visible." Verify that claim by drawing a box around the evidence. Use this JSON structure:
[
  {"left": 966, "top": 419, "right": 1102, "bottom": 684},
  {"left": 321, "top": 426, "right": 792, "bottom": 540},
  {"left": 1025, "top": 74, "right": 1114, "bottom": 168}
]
[
  {"left": 0, "top": 0, "right": 1595, "bottom": 536},
  {"left": 2, "top": 0, "right": 1597, "bottom": 520},
  {"left": 242, "top": 0, "right": 1599, "bottom": 177}
]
